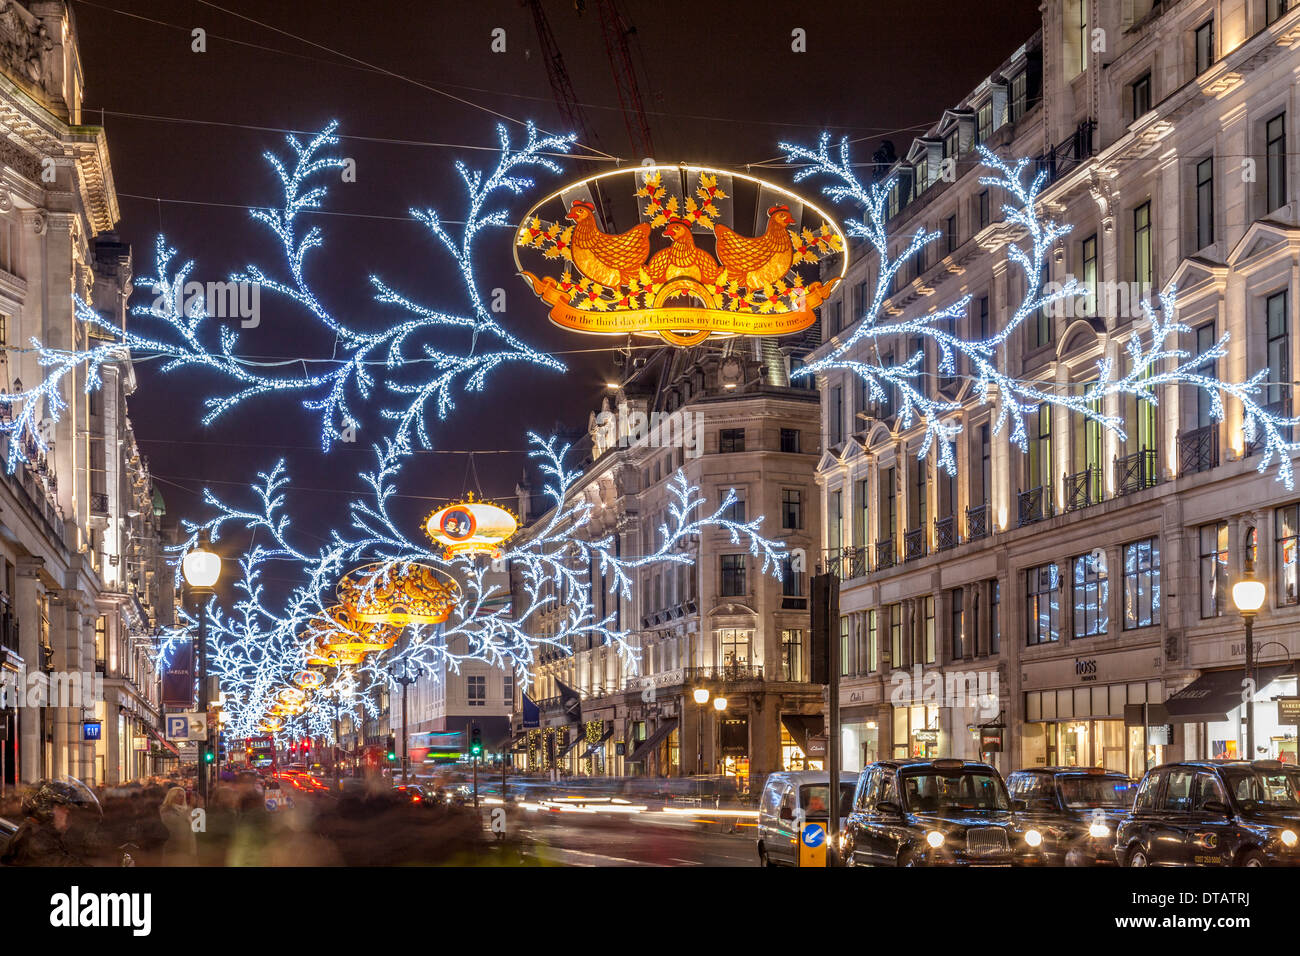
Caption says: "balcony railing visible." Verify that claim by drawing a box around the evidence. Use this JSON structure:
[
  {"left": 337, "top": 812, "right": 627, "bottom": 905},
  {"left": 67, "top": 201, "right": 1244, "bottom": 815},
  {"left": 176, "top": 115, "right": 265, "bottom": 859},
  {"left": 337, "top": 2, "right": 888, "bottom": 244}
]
[
  {"left": 1062, "top": 466, "right": 1101, "bottom": 512},
  {"left": 966, "top": 503, "right": 990, "bottom": 541},
  {"left": 1017, "top": 486, "right": 1050, "bottom": 527},
  {"left": 1036, "top": 120, "right": 1095, "bottom": 188},
  {"left": 1247, "top": 399, "right": 1291, "bottom": 457},
  {"left": 1178, "top": 424, "right": 1219, "bottom": 476},
  {"left": 684, "top": 664, "right": 765, "bottom": 684},
  {"left": 90, "top": 492, "right": 109, "bottom": 516},
  {"left": 823, "top": 546, "right": 868, "bottom": 581},
  {"left": 875, "top": 538, "right": 896, "bottom": 572},
  {"left": 1115, "top": 448, "right": 1159, "bottom": 496},
  {"left": 904, "top": 527, "right": 927, "bottom": 562},
  {"left": 934, "top": 515, "right": 956, "bottom": 552}
]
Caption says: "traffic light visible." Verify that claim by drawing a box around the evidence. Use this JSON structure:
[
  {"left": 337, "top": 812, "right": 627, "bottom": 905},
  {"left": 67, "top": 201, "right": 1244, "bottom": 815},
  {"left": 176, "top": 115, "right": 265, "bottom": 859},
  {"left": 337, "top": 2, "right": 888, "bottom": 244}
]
[
  {"left": 469, "top": 726, "right": 482, "bottom": 758},
  {"left": 385, "top": 735, "right": 397, "bottom": 762},
  {"left": 203, "top": 749, "right": 215, "bottom": 764}
]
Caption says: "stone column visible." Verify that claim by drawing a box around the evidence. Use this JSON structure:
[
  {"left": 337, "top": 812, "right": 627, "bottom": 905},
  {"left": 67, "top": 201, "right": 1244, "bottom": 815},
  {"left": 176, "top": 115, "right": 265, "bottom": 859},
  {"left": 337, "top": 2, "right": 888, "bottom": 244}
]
[{"left": 15, "top": 559, "right": 44, "bottom": 783}]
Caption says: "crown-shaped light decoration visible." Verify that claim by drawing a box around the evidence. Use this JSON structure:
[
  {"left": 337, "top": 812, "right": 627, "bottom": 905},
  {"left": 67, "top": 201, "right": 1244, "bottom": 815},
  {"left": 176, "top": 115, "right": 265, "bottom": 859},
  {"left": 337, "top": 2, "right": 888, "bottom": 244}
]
[
  {"left": 291, "top": 670, "right": 326, "bottom": 690},
  {"left": 337, "top": 562, "right": 458, "bottom": 626},
  {"left": 302, "top": 603, "right": 401, "bottom": 656},
  {"left": 424, "top": 492, "right": 519, "bottom": 559}
]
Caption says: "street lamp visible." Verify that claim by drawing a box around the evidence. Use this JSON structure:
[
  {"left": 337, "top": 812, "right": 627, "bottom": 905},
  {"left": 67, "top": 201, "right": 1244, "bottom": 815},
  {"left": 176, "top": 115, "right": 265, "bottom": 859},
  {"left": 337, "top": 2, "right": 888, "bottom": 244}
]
[
  {"left": 693, "top": 688, "right": 710, "bottom": 775},
  {"left": 182, "top": 533, "right": 221, "bottom": 806},
  {"left": 1233, "top": 557, "right": 1266, "bottom": 759},
  {"left": 713, "top": 696, "right": 728, "bottom": 711}
]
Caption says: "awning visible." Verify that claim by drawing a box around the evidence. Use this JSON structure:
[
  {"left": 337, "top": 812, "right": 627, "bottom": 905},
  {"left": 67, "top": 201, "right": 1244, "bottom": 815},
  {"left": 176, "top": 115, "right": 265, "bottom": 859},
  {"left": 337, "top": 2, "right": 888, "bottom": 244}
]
[
  {"left": 558, "top": 731, "right": 588, "bottom": 758},
  {"left": 507, "top": 731, "right": 530, "bottom": 753},
  {"left": 627, "top": 718, "right": 679, "bottom": 764},
  {"left": 781, "top": 714, "right": 825, "bottom": 755},
  {"left": 583, "top": 728, "right": 614, "bottom": 757},
  {"left": 146, "top": 724, "right": 181, "bottom": 757},
  {"left": 1164, "top": 665, "right": 1293, "bottom": 724}
]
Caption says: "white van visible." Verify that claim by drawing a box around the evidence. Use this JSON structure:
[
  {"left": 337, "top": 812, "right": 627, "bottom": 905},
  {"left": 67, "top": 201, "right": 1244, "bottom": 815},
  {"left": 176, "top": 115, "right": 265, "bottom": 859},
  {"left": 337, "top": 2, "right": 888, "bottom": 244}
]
[{"left": 756, "top": 771, "right": 856, "bottom": 866}]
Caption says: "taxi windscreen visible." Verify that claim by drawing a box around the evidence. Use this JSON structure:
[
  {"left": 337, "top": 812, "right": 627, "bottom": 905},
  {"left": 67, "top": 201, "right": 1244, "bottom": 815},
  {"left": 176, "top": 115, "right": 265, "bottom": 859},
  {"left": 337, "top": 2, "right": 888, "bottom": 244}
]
[
  {"left": 1224, "top": 768, "right": 1300, "bottom": 811},
  {"left": 799, "top": 783, "right": 856, "bottom": 818},
  {"left": 1058, "top": 776, "right": 1134, "bottom": 808},
  {"left": 900, "top": 772, "right": 1010, "bottom": 812}
]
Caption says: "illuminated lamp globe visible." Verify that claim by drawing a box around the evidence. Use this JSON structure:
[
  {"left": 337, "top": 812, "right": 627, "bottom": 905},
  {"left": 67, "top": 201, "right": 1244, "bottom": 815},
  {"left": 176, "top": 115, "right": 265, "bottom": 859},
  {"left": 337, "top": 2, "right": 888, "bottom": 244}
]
[
  {"left": 182, "top": 544, "right": 221, "bottom": 589},
  {"left": 693, "top": 688, "right": 710, "bottom": 705},
  {"left": 713, "top": 696, "right": 728, "bottom": 711},
  {"left": 1232, "top": 577, "right": 1266, "bottom": 614}
]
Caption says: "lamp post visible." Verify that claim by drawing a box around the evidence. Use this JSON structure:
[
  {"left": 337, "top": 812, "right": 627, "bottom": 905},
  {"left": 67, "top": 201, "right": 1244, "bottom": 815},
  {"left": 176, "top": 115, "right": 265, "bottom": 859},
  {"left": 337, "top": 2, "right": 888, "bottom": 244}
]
[
  {"left": 389, "top": 659, "right": 420, "bottom": 785},
  {"left": 181, "top": 534, "right": 221, "bottom": 806},
  {"left": 1232, "top": 557, "right": 1266, "bottom": 760},
  {"left": 712, "top": 696, "right": 727, "bottom": 777},
  {"left": 693, "top": 687, "right": 710, "bottom": 775}
]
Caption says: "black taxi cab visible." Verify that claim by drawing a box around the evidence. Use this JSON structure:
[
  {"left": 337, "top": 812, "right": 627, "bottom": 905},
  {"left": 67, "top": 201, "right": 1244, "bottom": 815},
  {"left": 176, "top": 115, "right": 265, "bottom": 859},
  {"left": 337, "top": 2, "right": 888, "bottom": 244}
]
[
  {"left": 1115, "top": 760, "right": 1300, "bottom": 867},
  {"left": 1006, "top": 767, "right": 1136, "bottom": 865},
  {"left": 841, "top": 758, "right": 1046, "bottom": 866}
]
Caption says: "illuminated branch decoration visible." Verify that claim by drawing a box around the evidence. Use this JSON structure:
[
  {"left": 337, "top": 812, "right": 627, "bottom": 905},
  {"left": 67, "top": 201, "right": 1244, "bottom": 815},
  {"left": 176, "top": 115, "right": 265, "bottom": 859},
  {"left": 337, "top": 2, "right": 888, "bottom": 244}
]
[{"left": 782, "top": 133, "right": 1300, "bottom": 487}]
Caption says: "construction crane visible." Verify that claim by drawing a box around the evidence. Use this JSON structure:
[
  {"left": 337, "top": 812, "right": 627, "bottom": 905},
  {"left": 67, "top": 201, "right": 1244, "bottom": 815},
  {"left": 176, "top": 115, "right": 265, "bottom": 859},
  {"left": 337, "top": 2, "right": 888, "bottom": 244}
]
[
  {"left": 586, "top": 0, "right": 656, "bottom": 161},
  {"left": 521, "top": 0, "right": 607, "bottom": 163}
]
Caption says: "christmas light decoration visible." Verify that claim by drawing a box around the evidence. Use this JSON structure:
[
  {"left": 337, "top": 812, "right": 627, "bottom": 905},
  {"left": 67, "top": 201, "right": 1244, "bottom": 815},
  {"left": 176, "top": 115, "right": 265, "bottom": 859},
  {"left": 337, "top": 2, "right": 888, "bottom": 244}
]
[
  {"left": 424, "top": 494, "right": 518, "bottom": 558},
  {"left": 781, "top": 133, "right": 1300, "bottom": 487}
]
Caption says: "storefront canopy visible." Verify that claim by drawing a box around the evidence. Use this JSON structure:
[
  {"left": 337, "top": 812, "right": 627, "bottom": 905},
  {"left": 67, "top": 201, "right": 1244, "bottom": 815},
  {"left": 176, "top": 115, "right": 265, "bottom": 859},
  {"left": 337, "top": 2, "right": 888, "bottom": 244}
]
[
  {"left": 1164, "top": 664, "right": 1293, "bottom": 724},
  {"left": 781, "top": 714, "right": 825, "bottom": 756},
  {"left": 627, "top": 718, "right": 678, "bottom": 764},
  {"left": 583, "top": 728, "right": 614, "bottom": 757},
  {"left": 558, "top": 731, "right": 588, "bottom": 758}
]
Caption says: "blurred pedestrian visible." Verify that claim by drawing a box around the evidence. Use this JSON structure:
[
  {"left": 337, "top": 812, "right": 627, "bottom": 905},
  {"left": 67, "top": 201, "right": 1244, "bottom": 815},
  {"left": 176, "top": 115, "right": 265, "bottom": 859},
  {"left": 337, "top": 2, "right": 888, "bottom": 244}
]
[{"left": 160, "top": 786, "right": 196, "bottom": 865}]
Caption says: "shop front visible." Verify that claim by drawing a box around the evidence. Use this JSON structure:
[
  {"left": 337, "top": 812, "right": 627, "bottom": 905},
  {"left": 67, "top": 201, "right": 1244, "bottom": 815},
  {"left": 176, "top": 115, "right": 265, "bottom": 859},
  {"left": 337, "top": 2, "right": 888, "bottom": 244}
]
[
  {"left": 1020, "top": 648, "right": 1165, "bottom": 778},
  {"left": 1166, "top": 665, "right": 1298, "bottom": 763},
  {"left": 841, "top": 686, "right": 883, "bottom": 774},
  {"left": 892, "top": 703, "right": 941, "bottom": 759}
]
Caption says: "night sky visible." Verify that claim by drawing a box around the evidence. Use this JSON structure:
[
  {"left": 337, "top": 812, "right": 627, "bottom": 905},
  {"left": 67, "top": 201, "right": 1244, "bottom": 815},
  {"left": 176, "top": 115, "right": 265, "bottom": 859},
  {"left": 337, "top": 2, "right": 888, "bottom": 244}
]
[{"left": 67, "top": 0, "right": 1040, "bottom": 573}]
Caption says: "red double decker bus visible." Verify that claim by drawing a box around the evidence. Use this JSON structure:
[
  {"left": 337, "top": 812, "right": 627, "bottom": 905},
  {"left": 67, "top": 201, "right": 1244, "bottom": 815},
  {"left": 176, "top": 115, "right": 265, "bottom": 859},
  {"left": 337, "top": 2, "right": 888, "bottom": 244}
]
[{"left": 244, "top": 736, "right": 276, "bottom": 772}]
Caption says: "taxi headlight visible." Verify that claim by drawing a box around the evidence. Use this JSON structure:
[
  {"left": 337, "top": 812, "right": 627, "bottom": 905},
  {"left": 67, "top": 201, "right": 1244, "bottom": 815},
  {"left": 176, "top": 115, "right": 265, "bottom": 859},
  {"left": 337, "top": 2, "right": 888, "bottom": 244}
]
[
  {"left": 1024, "top": 828, "right": 1043, "bottom": 848},
  {"left": 1088, "top": 823, "right": 1111, "bottom": 839},
  {"left": 925, "top": 830, "right": 945, "bottom": 849},
  {"left": 1282, "top": 829, "right": 1298, "bottom": 848}
]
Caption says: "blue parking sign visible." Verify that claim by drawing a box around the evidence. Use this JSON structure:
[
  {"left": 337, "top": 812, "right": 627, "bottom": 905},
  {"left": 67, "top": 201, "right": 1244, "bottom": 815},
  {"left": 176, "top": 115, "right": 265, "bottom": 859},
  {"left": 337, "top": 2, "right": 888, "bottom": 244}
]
[{"left": 167, "top": 715, "right": 189, "bottom": 739}]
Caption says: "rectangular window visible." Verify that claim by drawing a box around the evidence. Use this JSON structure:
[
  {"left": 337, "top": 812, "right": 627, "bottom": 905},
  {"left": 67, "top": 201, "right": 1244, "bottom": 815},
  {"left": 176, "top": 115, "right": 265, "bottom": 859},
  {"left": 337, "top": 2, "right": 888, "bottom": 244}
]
[
  {"left": 840, "top": 616, "right": 851, "bottom": 677},
  {"left": 1072, "top": 552, "right": 1109, "bottom": 638},
  {"left": 1277, "top": 504, "right": 1300, "bottom": 606},
  {"left": 950, "top": 588, "right": 965, "bottom": 660},
  {"left": 1132, "top": 72, "right": 1151, "bottom": 119},
  {"left": 720, "top": 554, "right": 746, "bottom": 597},
  {"left": 879, "top": 467, "right": 896, "bottom": 546},
  {"left": 989, "top": 579, "right": 1001, "bottom": 654},
  {"left": 852, "top": 281, "right": 866, "bottom": 323},
  {"left": 781, "top": 558, "right": 804, "bottom": 600},
  {"left": 830, "top": 300, "right": 843, "bottom": 336},
  {"left": 975, "top": 423, "right": 991, "bottom": 507},
  {"left": 922, "top": 596, "right": 935, "bottom": 664},
  {"left": 830, "top": 384, "right": 844, "bottom": 445},
  {"left": 977, "top": 190, "right": 991, "bottom": 230},
  {"left": 1081, "top": 234, "right": 1097, "bottom": 316},
  {"left": 1133, "top": 202, "right": 1152, "bottom": 286},
  {"left": 781, "top": 488, "right": 802, "bottom": 530},
  {"left": 1194, "top": 19, "right": 1214, "bottom": 75},
  {"left": 1026, "top": 563, "right": 1060, "bottom": 645},
  {"left": 829, "top": 489, "right": 843, "bottom": 553},
  {"left": 945, "top": 214, "right": 958, "bottom": 254},
  {"left": 888, "top": 603, "right": 903, "bottom": 667},
  {"left": 1269, "top": 0, "right": 1290, "bottom": 24},
  {"left": 717, "top": 627, "right": 752, "bottom": 667},
  {"left": 719, "top": 428, "right": 745, "bottom": 453},
  {"left": 913, "top": 242, "right": 926, "bottom": 279},
  {"left": 1266, "top": 291, "right": 1289, "bottom": 408},
  {"left": 504, "top": 672, "right": 514, "bottom": 704},
  {"left": 721, "top": 489, "right": 746, "bottom": 523},
  {"left": 977, "top": 294, "right": 990, "bottom": 339},
  {"left": 781, "top": 628, "right": 803, "bottom": 682},
  {"left": 867, "top": 609, "right": 879, "bottom": 672},
  {"left": 1194, "top": 323, "right": 1217, "bottom": 428},
  {"left": 854, "top": 478, "right": 869, "bottom": 546},
  {"left": 1030, "top": 299, "right": 1052, "bottom": 350},
  {"left": 977, "top": 102, "right": 993, "bottom": 143},
  {"left": 1196, "top": 157, "right": 1214, "bottom": 249},
  {"left": 1199, "top": 522, "right": 1229, "bottom": 618},
  {"left": 909, "top": 455, "right": 927, "bottom": 532},
  {"left": 1028, "top": 405, "right": 1052, "bottom": 490},
  {"left": 1267, "top": 113, "right": 1287, "bottom": 212},
  {"left": 1078, "top": 0, "right": 1088, "bottom": 72},
  {"left": 1123, "top": 538, "right": 1161, "bottom": 629},
  {"left": 468, "top": 675, "right": 486, "bottom": 706},
  {"left": 1009, "top": 71, "right": 1027, "bottom": 124},
  {"left": 780, "top": 428, "right": 800, "bottom": 454}
]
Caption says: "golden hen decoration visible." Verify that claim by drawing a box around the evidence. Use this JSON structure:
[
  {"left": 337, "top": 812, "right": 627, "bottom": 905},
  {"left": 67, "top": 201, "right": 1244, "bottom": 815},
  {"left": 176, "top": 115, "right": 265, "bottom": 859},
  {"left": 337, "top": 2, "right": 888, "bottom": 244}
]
[
  {"left": 713, "top": 204, "right": 796, "bottom": 291},
  {"left": 645, "top": 219, "right": 722, "bottom": 284},
  {"left": 566, "top": 199, "right": 651, "bottom": 288}
]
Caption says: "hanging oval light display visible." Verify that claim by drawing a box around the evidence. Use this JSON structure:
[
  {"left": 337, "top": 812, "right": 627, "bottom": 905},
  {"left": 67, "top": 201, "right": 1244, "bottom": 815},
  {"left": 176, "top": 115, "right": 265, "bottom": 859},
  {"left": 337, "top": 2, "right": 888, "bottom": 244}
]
[
  {"left": 424, "top": 493, "right": 519, "bottom": 559},
  {"left": 292, "top": 669, "right": 326, "bottom": 690},
  {"left": 301, "top": 603, "right": 401, "bottom": 657},
  {"left": 336, "top": 562, "right": 458, "bottom": 626}
]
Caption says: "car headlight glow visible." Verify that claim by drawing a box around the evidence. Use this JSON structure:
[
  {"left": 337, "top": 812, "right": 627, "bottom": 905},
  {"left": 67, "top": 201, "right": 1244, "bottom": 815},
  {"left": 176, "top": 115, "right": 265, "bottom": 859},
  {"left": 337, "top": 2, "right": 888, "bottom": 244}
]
[
  {"left": 1089, "top": 823, "right": 1111, "bottom": 839},
  {"left": 1282, "top": 829, "right": 1298, "bottom": 848},
  {"left": 1024, "top": 828, "right": 1043, "bottom": 847},
  {"left": 925, "top": 830, "right": 945, "bottom": 848}
]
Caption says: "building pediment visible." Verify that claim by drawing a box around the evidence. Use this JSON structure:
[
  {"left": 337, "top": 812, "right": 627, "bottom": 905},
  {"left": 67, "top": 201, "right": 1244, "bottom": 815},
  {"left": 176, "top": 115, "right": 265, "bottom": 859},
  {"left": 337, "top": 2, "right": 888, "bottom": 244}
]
[
  {"left": 1165, "top": 255, "right": 1227, "bottom": 299},
  {"left": 1226, "top": 220, "right": 1300, "bottom": 268}
]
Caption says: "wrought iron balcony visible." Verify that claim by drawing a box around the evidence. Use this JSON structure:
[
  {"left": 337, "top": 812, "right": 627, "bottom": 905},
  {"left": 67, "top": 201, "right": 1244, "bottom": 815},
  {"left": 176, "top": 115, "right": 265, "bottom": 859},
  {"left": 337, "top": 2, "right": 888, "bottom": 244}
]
[
  {"left": 684, "top": 664, "right": 765, "bottom": 684},
  {"left": 875, "top": 538, "right": 896, "bottom": 572},
  {"left": 1177, "top": 424, "right": 1219, "bottom": 476},
  {"left": 904, "top": 527, "right": 927, "bottom": 562},
  {"left": 966, "top": 503, "right": 990, "bottom": 541},
  {"left": 934, "top": 515, "right": 956, "bottom": 552},
  {"left": 1115, "top": 448, "right": 1159, "bottom": 496},
  {"left": 823, "top": 546, "right": 868, "bottom": 581},
  {"left": 1017, "top": 486, "right": 1050, "bottom": 527},
  {"left": 90, "top": 492, "right": 110, "bottom": 516},
  {"left": 1247, "top": 399, "right": 1292, "bottom": 457},
  {"left": 1062, "top": 466, "right": 1101, "bottom": 512}
]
